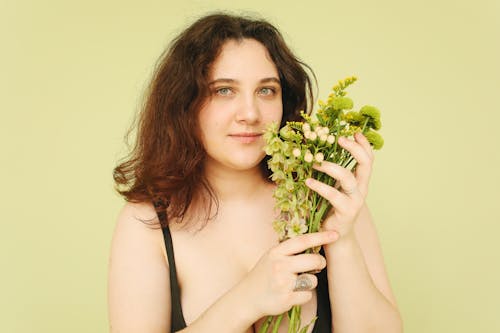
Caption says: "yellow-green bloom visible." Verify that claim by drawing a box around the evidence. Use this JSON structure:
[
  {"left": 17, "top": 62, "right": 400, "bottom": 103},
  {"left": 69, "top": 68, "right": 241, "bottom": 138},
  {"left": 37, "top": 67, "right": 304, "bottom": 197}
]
[
  {"left": 332, "top": 96, "right": 354, "bottom": 110},
  {"left": 359, "top": 105, "right": 382, "bottom": 130},
  {"left": 364, "top": 130, "right": 384, "bottom": 149},
  {"left": 287, "top": 216, "right": 308, "bottom": 238},
  {"left": 279, "top": 126, "right": 294, "bottom": 140},
  {"left": 285, "top": 178, "right": 295, "bottom": 192},
  {"left": 271, "top": 169, "right": 286, "bottom": 181},
  {"left": 272, "top": 219, "right": 287, "bottom": 240},
  {"left": 343, "top": 111, "right": 364, "bottom": 126}
]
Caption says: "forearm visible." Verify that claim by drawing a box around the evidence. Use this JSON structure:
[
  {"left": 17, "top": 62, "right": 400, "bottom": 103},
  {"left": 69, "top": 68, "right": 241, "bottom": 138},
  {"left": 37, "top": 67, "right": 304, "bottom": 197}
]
[
  {"left": 178, "top": 280, "right": 257, "bottom": 333},
  {"left": 323, "top": 234, "right": 402, "bottom": 333}
]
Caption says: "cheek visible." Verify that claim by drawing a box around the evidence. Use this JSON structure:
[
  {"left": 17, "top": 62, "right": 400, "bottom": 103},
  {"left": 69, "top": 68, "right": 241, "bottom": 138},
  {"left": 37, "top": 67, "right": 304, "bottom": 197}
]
[
  {"left": 262, "top": 100, "right": 283, "bottom": 123},
  {"left": 198, "top": 107, "right": 226, "bottom": 143}
]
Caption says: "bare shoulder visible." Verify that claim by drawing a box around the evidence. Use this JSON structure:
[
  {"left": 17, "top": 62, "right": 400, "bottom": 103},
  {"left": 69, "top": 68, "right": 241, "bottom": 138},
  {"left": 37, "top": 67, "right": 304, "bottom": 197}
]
[
  {"left": 111, "top": 202, "right": 168, "bottom": 262},
  {"left": 108, "top": 201, "right": 171, "bottom": 333}
]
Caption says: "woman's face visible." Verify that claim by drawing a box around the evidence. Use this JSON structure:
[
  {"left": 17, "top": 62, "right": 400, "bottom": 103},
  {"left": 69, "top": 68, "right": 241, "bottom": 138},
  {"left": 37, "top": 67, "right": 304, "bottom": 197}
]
[{"left": 198, "top": 38, "right": 283, "bottom": 173}]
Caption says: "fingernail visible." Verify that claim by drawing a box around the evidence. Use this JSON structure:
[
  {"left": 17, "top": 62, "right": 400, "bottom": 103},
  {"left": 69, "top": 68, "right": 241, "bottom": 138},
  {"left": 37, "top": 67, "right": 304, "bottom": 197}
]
[{"left": 305, "top": 178, "right": 313, "bottom": 186}]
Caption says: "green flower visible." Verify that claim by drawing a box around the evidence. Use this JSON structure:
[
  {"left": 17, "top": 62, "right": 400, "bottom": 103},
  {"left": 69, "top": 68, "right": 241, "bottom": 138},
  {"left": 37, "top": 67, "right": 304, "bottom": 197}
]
[
  {"left": 272, "top": 219, "right": 287, "bottom": 240},
  {"left": 264, "top": 136, "right": 284, "bottom": 155},
  {"left": 364, "top": 130, "right": 384, "bottom": 150},
  {"left": 287, "top": 215, "right": 308, "bottom": 238},
  {"left": 271, "top": 169, "right": 286, "bottom": 181},
  {"left": 343, "top": 111, "right": 364, "bottom": 126},
  {"left": 331, "top": 96, "right": 354, "bottom": 110},
  {"left": 283, "top": 158, "right": 297, "bottom": 173},
  {"left": 263, "top": 122, "right": 279, "bottom": 141},
  {"left": 279, "top": 126, "right": 294, "bottom": 140},
  {"left": 284, "top": 178, "right": 295, "bottom": 192},
  {"left": 359, "top": 105, "right": 382, "bottom": 130}
]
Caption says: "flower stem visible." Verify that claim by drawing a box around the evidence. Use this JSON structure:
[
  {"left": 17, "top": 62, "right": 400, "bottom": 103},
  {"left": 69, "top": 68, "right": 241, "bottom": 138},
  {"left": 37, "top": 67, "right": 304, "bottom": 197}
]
[
  {"left": 287, "top": 305, "right": 301, "bottom": 333},
  {"left": 258, "top": 315, "right": 274, "bottom": 333},
  {"left": 271, "top": 314, "right": 284, "bottom": 333}
]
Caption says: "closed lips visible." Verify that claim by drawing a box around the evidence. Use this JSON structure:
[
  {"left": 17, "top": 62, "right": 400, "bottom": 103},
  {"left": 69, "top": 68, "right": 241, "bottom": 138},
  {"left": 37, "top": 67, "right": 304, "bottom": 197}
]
[{"left": 229, "top": 133, "right": 261, "bottom": 137}]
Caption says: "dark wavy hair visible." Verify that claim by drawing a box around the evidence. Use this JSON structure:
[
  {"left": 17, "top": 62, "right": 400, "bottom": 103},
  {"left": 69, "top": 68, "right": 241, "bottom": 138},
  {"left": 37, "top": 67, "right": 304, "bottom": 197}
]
[{"left": 113, "top": 13, "right": 315, "bottom": 228}]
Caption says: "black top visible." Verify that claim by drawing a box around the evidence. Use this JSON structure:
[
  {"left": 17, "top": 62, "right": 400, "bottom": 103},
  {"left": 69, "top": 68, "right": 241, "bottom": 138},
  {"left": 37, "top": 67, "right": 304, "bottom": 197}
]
[{"left": 160, "top": 219, "right": 332, "bottom": 332}]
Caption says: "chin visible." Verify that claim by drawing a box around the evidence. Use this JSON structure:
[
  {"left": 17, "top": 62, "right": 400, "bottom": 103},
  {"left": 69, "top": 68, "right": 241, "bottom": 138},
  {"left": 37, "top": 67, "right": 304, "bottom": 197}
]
[
  {"left": 205, "top": 147, "right": 267, "bottom": 172},
  {"left": 228, "top": 159, "right": 263, "bottom": 171},
  {"left": 225, "top": 152, "right": 266, "bottom": 171}
]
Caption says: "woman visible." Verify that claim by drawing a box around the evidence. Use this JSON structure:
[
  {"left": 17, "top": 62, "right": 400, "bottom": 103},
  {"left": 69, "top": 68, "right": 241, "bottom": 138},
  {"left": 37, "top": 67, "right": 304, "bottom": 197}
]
[{"left": 108, "top": 13, "right": 402, "bottom": 333}]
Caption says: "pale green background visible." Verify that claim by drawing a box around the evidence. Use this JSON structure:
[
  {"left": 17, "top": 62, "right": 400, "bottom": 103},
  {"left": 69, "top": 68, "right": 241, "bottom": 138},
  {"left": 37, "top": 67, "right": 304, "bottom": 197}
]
[{"left": 1, "top": 0, "right": 499, "bottom": 332}]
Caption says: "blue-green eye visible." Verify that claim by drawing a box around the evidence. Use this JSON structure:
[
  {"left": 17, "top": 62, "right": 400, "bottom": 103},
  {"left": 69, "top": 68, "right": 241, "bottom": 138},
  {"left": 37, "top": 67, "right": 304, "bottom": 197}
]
[
  {"left": 216, "top": 87, "right": 233, "bottom": 96},
  {"left": 259, "top": 87, "right": 275, "bottom": 96}
]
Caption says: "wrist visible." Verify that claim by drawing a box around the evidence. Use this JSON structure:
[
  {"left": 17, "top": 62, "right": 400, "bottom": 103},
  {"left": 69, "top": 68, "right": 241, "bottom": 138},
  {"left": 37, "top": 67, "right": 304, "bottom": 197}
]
[
  {"left": 233, "top": 276, "right": 263, "bottom": 325},
  {"left": 323, "top": 230, "right": 358, "bottom": 255}
]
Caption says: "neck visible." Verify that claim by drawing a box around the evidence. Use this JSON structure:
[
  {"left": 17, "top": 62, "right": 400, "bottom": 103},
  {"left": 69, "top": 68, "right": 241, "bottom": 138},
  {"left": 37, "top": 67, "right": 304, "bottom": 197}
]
[{"left": 203, "top": 160, "right": 270, "bottom": 203}]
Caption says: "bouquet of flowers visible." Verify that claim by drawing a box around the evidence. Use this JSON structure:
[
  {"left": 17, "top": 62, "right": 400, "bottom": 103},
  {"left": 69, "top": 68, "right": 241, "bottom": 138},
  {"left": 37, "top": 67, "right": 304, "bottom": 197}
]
[{"left": 259, "top": 77, "right": 384, "bottom": 333}]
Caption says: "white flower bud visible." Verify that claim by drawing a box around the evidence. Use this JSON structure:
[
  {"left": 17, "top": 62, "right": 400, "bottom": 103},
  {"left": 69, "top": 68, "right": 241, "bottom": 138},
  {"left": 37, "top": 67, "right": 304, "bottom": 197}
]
[
  {"left": 315, "top": 152, "right": 324, "bottom": 163},
  {"left": 327, "top": 135, "right": 335, "bottom": 144},
  {"left": 304, "top": 131, "right": 311, "bottom": 139},
  {"left": 308, "top": 132, "right": 317, "bottom": 141},
  {"left": 292, "top": 148, "right": 301, "bottom": 157},
  {"left": 302, "top": 123, "right": 311, "bottom": 132},
  {"left": 319, "top": 134, "right": 327, "bottom": 142},
  {"left": 340, "top": 120, "right": 347, "bottom": 126},
  {"left": 304, "top": 151, "right": 313, "bottom": 163}
]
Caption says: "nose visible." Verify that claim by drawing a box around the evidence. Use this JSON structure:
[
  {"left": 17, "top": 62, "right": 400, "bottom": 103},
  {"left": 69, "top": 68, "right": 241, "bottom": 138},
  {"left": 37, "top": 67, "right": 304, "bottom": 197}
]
[{"left": 235, "top": 93, "right": 260, "bottom": 124}]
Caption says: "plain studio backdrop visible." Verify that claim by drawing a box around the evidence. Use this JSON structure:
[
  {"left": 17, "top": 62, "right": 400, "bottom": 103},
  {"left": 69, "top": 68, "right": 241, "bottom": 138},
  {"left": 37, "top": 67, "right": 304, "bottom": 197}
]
[{"left": 1, "top": 0, "right": 499, "bottom": 332}]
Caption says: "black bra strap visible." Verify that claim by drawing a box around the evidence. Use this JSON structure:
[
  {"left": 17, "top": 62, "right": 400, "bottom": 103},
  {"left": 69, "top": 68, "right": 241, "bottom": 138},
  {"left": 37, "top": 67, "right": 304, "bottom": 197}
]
[{"left": 159, "top": 216, "right": 187, "bottom": 329}]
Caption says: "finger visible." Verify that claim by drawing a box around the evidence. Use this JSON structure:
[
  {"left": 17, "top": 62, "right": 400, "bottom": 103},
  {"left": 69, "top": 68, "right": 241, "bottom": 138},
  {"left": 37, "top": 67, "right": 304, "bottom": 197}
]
[
  {"left": 287, "top": 253, "right": 326, "bottom": 273},
  {"left": 354, "top": 132, "right": 374, "bottom": 159},
  {"left": 290, "top": 290, "right": 314, "bottom": 306},
  {"left": 277, "top": 231, "right": 338, "bottom": 255},
  {"left": 338, "top": 136, "right": 372, "bottom": 167},
  {"left": 305, "top": 177, "right": 351, "bottom": 210},
  {"left": 310, "top": 161, "right": 359, "bottom": 198},
  {"left": 351, "top": 133, "right": 374, "bottom": 193},
  {"left": 331, "top": 137, "right": 372, "bottom": 196}
]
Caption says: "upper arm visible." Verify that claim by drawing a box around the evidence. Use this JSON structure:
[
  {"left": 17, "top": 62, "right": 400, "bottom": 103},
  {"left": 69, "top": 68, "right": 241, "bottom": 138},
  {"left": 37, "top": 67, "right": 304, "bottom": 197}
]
[
  {"left": 354, "top": 203, "right": 399, "bottom": 308},
  {"left": 108, "top": 202, "right": 171, "bottom": 333}
]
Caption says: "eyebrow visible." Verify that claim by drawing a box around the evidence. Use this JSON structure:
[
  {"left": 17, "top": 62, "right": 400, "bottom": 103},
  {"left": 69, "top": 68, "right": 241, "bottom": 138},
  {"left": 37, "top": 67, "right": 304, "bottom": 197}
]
[{"left": 208, "top": 77, "right": 281, "bottom": 86}]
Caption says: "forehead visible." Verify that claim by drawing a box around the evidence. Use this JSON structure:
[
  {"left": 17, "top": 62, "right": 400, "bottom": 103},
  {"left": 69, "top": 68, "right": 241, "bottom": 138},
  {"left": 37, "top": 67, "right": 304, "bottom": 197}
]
[{"left": 209, "top": 39, "right": 279, "bottom": 80}]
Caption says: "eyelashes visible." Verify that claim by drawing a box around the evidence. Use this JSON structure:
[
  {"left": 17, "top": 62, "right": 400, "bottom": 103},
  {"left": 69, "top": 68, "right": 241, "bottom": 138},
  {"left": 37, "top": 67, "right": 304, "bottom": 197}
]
[
  {"left": 213, "top": 86, "right": 280, "bottom": 97},
  {"left": 258, "top": 87, "right": 277, "bottom": 96},
  {"left": 215, "top": 87, "right": 233, "bottom": 96}
]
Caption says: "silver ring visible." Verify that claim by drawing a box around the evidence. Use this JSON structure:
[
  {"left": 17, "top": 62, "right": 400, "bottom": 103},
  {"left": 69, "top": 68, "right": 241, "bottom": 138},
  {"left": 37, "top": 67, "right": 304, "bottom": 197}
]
[{"left": 293, "top": 274, "right": 313, "bottom": 291}]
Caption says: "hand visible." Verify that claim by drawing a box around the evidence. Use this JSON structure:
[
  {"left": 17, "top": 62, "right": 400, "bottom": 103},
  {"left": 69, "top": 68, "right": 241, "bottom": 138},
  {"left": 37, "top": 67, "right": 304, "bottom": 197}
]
[
  {"left": 242, "top": 231, "right": 338, "bottom": 318},
  {"left": 305, "top": 132, "right": 374, "bottom": 237}
]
